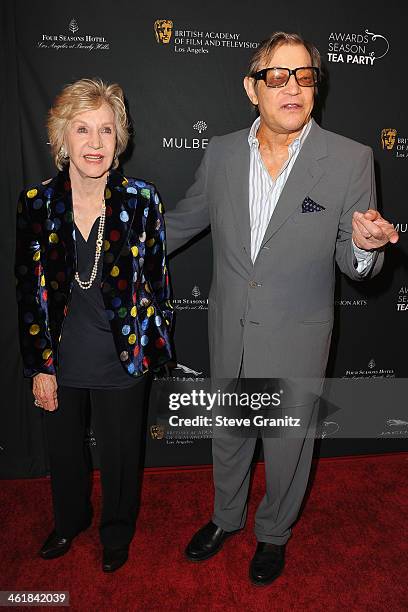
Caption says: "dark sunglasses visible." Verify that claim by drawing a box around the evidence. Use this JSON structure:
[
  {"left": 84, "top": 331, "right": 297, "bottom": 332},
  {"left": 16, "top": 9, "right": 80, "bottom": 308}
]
[{"left": 251, "top": 66, "right": 320, "bottom": 88}]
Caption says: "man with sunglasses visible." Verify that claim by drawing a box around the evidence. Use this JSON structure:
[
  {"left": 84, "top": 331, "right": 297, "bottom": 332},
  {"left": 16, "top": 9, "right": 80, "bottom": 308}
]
[{"left": 165, "top": 31, "right": 397, "bottom": 586}]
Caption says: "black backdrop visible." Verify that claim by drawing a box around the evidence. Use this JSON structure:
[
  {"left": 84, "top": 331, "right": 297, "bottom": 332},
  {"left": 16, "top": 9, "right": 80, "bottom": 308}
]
[{"left": 1, "top": 0, "right": 407, "bottom": 477}]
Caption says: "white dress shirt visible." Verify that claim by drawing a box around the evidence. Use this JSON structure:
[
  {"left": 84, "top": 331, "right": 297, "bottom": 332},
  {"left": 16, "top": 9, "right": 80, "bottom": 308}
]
[{"left": 248, "top": 116, "right": 373, "bottom": 273}]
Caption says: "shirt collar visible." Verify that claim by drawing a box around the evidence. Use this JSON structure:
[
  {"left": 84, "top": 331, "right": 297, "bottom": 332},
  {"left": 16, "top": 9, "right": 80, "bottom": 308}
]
[{"left": 248, "top": 116, "right": 313, "bottom": 153}]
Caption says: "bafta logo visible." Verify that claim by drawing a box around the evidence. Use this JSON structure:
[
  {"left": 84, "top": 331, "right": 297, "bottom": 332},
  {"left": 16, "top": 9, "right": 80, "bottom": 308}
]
[
  {"left": 154, "top": 20, "right": 173, "bottom": 44},
  {"left": 150, "top": 424, "right": 165, "bottom": 440},
  {"left": 381, "top": 128, "right": 397, "bottom": 151}
]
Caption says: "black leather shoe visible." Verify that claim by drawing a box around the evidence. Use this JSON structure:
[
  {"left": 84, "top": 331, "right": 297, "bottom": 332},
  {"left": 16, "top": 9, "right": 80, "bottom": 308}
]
[
  {"left": 249, "top": 542, "right": 285, "bottom": 586},
  {"left": 39, "top": 515, "right": 92, "bottom": 560},
  {"left": 185, "top": 521, "right": 239, "bottom": 562},
  {"left": 102, "top": 547, "right": 129, "bottom": 573},
  {"left": 39, "top": 531, "right": 72, "bottom": 560}
]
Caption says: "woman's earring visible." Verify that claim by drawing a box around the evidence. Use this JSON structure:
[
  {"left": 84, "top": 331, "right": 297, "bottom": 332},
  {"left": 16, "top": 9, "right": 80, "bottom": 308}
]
[{"left": 60, "top": 146, "right": 69, "bottom": 159}]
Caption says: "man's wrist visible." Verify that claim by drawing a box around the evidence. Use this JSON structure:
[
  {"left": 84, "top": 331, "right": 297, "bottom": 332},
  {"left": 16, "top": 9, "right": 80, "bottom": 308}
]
[{"left": 352, "top": 237, "right": 374, "bottom": 253}]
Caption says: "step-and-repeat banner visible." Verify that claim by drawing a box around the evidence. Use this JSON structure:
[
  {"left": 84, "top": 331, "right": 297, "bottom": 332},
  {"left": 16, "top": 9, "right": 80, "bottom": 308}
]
[{"left": 1, "top": 1, "right": 407, "bottom": 476}]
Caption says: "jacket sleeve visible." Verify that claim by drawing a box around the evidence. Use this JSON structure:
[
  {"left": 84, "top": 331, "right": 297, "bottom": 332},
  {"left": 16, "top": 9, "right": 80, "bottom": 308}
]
[
  {"left": 15, "top": 188, "right": 56, "bottom": 377},
  {"left": 335, "top": 146, "right": 384, "bottom": 281},
  {"left": 164, "top": 138, "right": 215, "bottom": 254},
  {"left": 144, "top": 186, "right": 174, "bottom": 330}
]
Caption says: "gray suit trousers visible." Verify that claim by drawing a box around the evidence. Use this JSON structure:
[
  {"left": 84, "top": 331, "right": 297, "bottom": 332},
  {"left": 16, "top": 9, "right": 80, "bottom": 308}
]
[{"left": 212, "top": 362, "right": 319, "bottom": 544}]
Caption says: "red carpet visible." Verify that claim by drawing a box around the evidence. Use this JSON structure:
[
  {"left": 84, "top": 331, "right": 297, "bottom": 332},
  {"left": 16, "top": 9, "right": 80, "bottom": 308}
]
[{"left": 0, "top": 454, "right": 407, "bottom": 611}]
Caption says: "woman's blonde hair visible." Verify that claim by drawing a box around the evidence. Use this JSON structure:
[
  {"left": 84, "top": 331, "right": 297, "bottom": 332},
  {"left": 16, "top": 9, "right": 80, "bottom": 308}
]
[{"left": 47, "top": 78, "right": 129, "bottom": 170}]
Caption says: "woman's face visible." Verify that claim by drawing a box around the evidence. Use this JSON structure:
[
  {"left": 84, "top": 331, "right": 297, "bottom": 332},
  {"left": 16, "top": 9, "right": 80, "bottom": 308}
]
[{"left": 64, "top": 102, "right": 116, "bottom": 179}]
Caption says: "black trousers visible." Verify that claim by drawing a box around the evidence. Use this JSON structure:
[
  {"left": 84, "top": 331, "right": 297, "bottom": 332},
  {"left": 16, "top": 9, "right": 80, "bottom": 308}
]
[{"left": 43, "top": 379, "right": 148, "bottom": 548}]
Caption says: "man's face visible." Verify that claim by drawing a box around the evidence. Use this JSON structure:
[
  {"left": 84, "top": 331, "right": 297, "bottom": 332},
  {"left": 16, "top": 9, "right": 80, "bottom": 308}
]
[
  {"left": 244, "top": 43, "right": 315, "bottom": 135},
  {"left": 382, "top": 129, "right": 396, "bottom": 150},
  {"left": 157, "top": 21, "right": 172, "bottom": 43}
]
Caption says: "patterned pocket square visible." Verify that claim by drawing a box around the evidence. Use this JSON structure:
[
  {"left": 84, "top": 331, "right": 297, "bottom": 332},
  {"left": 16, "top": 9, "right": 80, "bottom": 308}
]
[{"left": 302, "top": 197, "right": 326, "bottom": 213}]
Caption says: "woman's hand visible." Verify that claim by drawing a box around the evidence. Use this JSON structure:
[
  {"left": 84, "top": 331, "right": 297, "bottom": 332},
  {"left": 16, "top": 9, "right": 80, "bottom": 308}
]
[{"left": 33, "top": 374, "right": 58, "bottom": 411}]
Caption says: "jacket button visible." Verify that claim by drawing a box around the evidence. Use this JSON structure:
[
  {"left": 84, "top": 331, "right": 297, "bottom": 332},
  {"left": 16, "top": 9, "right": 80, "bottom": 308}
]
[
  {"left": 240, "top": 318, "right": 245, "bottom": 327},
  {"left": 249, "top": 280, "right": 257, "bottom": 288}
]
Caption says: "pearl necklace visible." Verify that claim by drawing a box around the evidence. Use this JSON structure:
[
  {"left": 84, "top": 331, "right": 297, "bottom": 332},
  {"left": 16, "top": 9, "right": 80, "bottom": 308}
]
[{"left": 74, "top": 197, "right": 106, "bottom": 290}]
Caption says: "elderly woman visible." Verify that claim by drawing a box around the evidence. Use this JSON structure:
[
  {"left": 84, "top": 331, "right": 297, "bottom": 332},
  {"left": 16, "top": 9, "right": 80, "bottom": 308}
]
[{"left": 15, "top": 78, "right": 173, "bottom": 572}]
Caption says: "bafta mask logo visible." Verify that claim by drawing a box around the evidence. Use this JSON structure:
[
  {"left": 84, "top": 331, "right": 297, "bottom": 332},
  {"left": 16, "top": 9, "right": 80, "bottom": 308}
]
[
  {"left": 381, "top": 128, "right": 397, "bottom": 151},
  {"left": 150, "top": 424, "right": 165, "bottom": 440},
  {"left": 154, "top": 20, "right": 173, "bottom": 44}
]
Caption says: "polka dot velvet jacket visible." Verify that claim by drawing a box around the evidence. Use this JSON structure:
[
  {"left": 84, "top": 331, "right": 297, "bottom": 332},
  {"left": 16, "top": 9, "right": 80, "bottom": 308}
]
[{"left": 15, "top": 168, "right": 174, "bottom": 379}]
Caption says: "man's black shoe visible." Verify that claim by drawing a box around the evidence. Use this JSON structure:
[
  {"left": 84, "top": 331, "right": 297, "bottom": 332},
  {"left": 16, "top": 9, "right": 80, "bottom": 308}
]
[
  {"left": 185, "top": 521, "right": 239, "bottom": 561},
  {"left": 249, "top": 542, "right": 285, "bottom": 586},
  {"left": 102, "top": 547, "right": 129, "bottom": 573}
]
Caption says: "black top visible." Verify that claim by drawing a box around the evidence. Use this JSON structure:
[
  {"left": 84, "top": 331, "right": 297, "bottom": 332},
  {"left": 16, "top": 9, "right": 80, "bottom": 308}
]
[{"left": 57, "top": 218, "right": 141, "bottom": 389}]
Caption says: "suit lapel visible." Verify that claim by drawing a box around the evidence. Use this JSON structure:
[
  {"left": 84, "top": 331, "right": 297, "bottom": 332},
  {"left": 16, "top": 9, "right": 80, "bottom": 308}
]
[
  {"left": 48, "top": 170, "right": 76, "bottom": 275},
  {"left": 225, "top": 131, "right": 252, "bottom": 258},
  {"left": 101, "top": 171, "right": 136, "bottom": 282},
  {"left": 260, "top": 120, "right": 328, "bottom": 249}
]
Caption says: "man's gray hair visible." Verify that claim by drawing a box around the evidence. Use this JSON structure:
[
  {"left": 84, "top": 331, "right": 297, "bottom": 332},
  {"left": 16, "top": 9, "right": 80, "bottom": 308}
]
[{"left": 248, "top": 31, "right": 321, "bottom": 76}]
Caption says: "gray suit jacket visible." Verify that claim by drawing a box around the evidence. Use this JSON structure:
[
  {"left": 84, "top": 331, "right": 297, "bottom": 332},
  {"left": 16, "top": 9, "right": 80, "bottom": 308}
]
[{"left": 165, "top": 119, "right": 383, "bottom": 388}]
